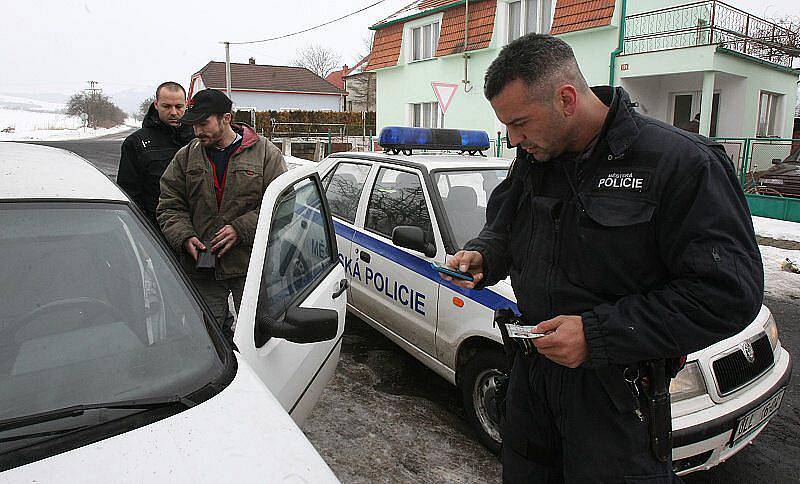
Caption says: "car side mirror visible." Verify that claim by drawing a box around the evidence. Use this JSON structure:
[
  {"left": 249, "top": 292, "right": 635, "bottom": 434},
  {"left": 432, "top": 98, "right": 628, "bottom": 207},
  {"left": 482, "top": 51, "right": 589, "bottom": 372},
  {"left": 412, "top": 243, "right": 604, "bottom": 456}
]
[
  {"left": 392, "top": 225, "right": 436, "bottom": 258},
  {"left": 772, "top": 158, "right": 782, "bottom": 165},
  {"left": 255, "top": 307, "right": 338, "bottom": 347}
]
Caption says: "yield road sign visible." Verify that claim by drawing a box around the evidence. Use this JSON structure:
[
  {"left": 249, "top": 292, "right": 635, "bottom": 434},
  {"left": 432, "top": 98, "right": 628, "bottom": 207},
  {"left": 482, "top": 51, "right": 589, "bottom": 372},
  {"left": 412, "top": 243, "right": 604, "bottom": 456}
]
[{"left": 431, "top": 82, "right": 458, "bottom": 115}]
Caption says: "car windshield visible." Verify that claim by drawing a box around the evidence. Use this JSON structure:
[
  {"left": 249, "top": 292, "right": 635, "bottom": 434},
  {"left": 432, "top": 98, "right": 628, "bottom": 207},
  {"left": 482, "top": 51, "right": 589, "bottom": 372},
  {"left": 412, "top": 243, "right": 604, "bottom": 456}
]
[
  {"left": 433, "top": 169, "right": 508, "bottom": 249},
  {"left": 0, "top": 202, "right": 228, "bottom": 453}
]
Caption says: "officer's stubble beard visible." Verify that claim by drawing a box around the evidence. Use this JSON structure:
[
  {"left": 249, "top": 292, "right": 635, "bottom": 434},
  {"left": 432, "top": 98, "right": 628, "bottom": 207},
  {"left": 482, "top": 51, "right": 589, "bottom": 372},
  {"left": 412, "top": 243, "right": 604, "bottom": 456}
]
[{"left": 520, "top": 105, "right": 575, "bottom": 164}]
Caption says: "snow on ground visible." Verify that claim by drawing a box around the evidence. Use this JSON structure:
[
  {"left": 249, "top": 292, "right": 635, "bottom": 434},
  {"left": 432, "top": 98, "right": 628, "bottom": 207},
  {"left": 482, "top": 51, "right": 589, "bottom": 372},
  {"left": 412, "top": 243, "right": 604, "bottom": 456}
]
[
  {"left": 760, "top": 244, "right": 800, "bottom": 302},
  {"left": 753, "top": 216, "right": 800, "bottom": 243},
  {"left": 0, "top": 94, "right": 136, "bottom": 141}
]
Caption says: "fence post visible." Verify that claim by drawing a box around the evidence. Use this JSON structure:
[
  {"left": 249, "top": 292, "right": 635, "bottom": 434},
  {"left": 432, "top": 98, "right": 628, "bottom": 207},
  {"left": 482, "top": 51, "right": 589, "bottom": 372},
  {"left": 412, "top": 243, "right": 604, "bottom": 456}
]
[
  {"left": 327, "top": 129, "right": 332, "bottom": 157},
  {"left": 496, "top": 131, "right": 501, "bottom": 157},
  {"left": 739, "top": 138, "right": 751, "bottom": 187}
]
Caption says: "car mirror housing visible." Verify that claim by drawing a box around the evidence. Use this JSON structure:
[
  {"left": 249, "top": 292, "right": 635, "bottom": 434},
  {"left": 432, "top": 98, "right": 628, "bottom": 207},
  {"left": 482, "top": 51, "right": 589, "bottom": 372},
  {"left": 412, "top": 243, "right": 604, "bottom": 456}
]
[
  {"left": 392, "top": 225, "right": 436, "bottom": 258},
  {"left": 256, "top": 307, "right": 338, "bottom": 347}
]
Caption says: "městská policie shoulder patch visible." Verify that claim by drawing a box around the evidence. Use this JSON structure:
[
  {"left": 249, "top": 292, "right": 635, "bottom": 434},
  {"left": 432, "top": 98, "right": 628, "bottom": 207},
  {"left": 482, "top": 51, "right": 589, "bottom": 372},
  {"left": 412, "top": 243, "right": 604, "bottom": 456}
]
[{"left": 593, "top": 171, "right": 651, "bottom": 192}]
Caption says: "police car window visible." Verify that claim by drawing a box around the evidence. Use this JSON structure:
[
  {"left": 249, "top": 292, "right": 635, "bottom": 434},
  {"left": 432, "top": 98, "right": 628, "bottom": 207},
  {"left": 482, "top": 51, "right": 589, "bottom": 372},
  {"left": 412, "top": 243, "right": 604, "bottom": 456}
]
[
  {"left": 365, "top": 167, "right": 433, "bottom": 241},
  {"left": 324, "top": 162, "right": 371, "bottom": 224},
  {"left": 257, "top": 178, "right": 335, "bottom": 320},
  {"left": 434, "top": 169, "right": 508, "bottom": 249}
]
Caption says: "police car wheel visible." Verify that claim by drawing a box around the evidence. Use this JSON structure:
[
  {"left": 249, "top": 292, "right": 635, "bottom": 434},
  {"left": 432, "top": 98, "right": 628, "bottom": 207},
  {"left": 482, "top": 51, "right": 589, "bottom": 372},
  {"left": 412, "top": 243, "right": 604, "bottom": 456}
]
[{"left": 461, "top": 349, "right": 506, "bottom": 455}]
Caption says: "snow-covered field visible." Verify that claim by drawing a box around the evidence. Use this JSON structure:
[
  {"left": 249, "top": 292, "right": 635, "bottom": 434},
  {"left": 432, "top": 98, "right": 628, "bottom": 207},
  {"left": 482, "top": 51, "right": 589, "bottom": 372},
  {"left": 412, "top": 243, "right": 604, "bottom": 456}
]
[
  {"left": 753, "top": 216, "right": 800, "bottom": 243},
  {"left": 0, "top": 94, "right": 135, "bottom": 141}
]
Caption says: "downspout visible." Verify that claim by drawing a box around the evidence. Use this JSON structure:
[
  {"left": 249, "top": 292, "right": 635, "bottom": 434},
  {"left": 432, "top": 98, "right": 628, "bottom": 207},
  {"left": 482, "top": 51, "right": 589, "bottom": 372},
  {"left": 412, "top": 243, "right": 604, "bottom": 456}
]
[
  {"left": 462, "top": 0, "right": 473, "bottom": 92},
  {"left": 608, "top": 0, "right": 627, "bottom": 86}
]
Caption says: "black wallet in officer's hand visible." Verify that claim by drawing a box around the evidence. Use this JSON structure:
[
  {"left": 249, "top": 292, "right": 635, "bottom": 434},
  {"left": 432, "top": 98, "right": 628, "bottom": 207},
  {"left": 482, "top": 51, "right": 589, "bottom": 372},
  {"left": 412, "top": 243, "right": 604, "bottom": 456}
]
[{"left": 195, "top": 241, "right": 216, "bottom": 272}]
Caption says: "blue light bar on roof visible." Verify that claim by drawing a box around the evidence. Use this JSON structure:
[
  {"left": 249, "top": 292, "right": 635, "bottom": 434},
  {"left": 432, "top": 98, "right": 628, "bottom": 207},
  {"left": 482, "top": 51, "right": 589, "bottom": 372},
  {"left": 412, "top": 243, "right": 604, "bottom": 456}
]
[{"left": 379, "top": 126, "right": 490, "bottom": 154}]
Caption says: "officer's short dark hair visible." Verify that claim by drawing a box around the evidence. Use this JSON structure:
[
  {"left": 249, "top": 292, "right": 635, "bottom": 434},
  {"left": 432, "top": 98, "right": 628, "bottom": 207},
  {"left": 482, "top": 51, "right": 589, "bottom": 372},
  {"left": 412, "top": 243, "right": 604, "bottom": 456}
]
[
  {"left": 484, "top": 34, "right": 588, "bottom": 101},
  {"left": 155, "top": 81, "right": 186, "bottom": 100}
]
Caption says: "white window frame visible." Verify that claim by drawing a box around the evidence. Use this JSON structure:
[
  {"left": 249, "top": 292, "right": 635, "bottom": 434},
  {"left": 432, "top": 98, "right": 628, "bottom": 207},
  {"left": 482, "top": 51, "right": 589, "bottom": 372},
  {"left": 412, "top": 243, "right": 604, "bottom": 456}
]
[
  {"left": 504, "top": 0, "right": 554, "bottom": 44},
  {"left": 404, "top": 14, "right": 443, "bottom": 64},
  {"left": 408, "top": 101, "right": 442, "bottom": 128},
  {"left": 756, "top": 91, "right": 782, "bottom": 138}
]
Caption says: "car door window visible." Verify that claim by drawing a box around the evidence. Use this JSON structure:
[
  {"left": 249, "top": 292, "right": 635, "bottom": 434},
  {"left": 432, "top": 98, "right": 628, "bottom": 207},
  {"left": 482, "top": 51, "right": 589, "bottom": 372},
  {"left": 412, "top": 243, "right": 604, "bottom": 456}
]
[
  {"left": 257, "top": 178, "right": 336, "bottom": 320},
  {"left": 365, "top": 167, "right": 433, "bottom": 241},
  {"left": 323, "top": 162, "right": 371, "bottom": 224}
]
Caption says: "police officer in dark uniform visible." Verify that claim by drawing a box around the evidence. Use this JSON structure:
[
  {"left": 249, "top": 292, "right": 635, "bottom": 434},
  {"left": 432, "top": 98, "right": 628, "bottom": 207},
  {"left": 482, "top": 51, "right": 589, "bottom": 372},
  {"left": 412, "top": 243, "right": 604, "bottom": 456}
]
[
  {"left": 443, "top": 35, "right": 763, "bottom": 482},
  {"left": 118, "top": 81, "right": 195, "bottom": 225}
]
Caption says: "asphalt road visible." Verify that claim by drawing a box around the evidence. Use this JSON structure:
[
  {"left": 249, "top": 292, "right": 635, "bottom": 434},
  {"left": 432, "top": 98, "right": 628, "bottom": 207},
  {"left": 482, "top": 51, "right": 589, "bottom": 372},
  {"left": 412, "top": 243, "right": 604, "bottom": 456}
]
[{"left": 29, "top": 137, "right": 800, "bottom": 483}]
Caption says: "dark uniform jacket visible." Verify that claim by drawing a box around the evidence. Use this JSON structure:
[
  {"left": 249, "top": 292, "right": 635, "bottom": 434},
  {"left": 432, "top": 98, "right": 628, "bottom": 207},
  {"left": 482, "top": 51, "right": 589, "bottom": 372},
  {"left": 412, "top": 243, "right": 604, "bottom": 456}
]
[
  {"left": 466, "top": 86, "right": 764, "bottom": 368},
  {"left": 117, "top": 103, "right": 195, "bottom": 223}
]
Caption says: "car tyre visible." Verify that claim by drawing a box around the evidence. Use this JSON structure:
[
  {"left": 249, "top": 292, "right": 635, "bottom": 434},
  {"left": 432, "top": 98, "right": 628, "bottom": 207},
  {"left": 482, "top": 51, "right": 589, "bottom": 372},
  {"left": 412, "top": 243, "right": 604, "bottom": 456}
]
[{"left": 461, "top": 348, "right": 507, "bottom": 455}]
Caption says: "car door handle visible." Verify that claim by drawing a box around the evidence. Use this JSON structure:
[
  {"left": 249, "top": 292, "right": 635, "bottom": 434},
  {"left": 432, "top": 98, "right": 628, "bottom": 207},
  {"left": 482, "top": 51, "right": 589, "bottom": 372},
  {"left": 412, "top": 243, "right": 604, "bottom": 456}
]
[
  {"left": 332, "top": 279, "right": 348, "bottom": 299},
  {"left": 360, "top": 251, "right": 371, "bottom": 263}
]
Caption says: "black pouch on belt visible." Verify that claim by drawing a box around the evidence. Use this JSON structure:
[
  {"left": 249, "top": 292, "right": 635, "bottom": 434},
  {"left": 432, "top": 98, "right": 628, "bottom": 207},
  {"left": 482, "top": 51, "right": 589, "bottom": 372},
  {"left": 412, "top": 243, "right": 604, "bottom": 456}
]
[
  {"left": 493, "top": 308, "right": 518, "bottom": 427},
  {"left": 643, "top": 359, "right": 672, "bottom": 463}
]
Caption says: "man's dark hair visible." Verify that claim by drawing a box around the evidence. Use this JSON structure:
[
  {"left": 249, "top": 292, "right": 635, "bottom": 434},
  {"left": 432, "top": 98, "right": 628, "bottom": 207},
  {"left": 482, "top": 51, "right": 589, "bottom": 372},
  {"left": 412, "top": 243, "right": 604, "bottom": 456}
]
[
  {"left": 484, "top": 34, "right": 588, "bottom": 101},
  {"left": 155, "top": 81, "right": 186, "bottom": 100}
]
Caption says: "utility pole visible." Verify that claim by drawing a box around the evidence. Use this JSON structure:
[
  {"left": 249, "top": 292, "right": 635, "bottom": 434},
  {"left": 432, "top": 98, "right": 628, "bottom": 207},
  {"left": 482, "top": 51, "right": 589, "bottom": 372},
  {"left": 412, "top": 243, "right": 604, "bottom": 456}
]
[
  {"left": 85, "top": 80, "right": 102, "bottom": 129},
  {"left": 223, "top": 42, "right": 232, "bottom": 100}
]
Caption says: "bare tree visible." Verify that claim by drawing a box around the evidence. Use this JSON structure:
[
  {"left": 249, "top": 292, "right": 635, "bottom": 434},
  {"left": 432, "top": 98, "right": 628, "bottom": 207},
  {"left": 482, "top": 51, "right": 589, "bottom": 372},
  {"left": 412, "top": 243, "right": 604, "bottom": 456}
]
[
  {"left": 66, "top": 91, "right": 126, "bottom": 128},
  {"left": 346, "top": 72, "right": 376, "bottom": 112},
  {"left": 292, "top": 44, "right": 342, "bottom": 78}
]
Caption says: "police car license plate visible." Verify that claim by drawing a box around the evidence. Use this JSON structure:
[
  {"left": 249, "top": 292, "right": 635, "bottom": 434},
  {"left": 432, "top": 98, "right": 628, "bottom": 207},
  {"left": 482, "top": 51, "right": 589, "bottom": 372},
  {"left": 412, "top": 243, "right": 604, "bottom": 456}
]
[{"left": 731, "top": 388, "right": 785, "bottom": 445}]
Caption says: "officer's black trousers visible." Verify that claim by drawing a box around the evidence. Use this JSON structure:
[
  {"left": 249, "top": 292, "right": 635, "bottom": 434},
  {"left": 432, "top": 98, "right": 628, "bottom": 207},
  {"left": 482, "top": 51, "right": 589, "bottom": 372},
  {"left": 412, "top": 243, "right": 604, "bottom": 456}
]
[{"left": 501, "top": 353, "right": 679, "bottom": 483}]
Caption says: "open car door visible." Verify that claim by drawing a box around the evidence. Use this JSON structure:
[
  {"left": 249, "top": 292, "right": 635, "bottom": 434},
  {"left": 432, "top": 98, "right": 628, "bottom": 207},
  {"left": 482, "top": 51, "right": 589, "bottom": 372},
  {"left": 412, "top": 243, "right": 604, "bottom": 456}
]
[{"left": 234, "top": 165, "right": 347, "bottom": 424}]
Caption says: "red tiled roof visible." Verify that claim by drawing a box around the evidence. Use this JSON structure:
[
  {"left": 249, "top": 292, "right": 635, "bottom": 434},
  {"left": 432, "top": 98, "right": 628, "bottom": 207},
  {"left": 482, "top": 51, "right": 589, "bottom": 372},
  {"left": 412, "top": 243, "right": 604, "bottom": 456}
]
[
  {"left": 372, "top": 0, "right": 461, "bottom": 28},
  {"left": 325, "top": 69, "right": 347, "bottom": 90},
  {"left": 365, "top": 22, "right": 405, "bottom": 71},
  {"left": 436, "top": 0, "right": 496, "bottom": 56},
  {"left": 551, "top": 0, "right": 616, "bottom": 35},
  {"left": 195, "top": 62, "right": 344, "bottom": 94}
]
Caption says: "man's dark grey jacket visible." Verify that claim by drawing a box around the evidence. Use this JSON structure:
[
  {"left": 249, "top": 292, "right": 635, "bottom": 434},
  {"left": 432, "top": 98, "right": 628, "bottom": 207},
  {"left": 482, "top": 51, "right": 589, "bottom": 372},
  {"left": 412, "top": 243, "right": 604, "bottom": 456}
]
[{"left": 466, "top": 86, "right": 764, "bottom": 367}]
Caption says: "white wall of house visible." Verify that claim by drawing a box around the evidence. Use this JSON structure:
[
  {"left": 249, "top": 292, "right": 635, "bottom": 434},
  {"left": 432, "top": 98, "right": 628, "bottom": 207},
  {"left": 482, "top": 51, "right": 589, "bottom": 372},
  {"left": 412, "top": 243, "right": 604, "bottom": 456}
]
[{"left": 228, "top": 91, "right": 342, "bottom": 112}]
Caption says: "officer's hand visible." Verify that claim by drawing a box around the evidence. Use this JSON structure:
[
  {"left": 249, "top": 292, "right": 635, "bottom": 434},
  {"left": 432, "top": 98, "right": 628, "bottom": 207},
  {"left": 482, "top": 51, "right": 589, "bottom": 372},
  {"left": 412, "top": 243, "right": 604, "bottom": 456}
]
[
  {"left": 211, "top": 224, "right": 239, "bottom": 257},
  {"left": 532, "top": 315, "right": 588, "bottom": 368},
  {"left": 441, "top": 250, "right": 484, "bottom": 289},
  {"left": 184, "top": 237, "right": 206, "bottom": 261}
]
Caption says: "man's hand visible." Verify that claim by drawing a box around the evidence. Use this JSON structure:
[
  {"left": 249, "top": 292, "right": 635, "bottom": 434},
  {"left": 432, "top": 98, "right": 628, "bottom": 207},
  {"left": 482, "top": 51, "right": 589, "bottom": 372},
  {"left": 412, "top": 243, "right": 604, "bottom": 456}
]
[
  {"left": 533, "top": 315, "right": 588, "bottom": 368},
  {"left": 211, "top": 224, "right": 239, "bottom": 257},
  {"left": 439, "top": 250, "right": 484, "bottom": 289},
  {"left": 184, "top": 237, "right": 206, "bottom": 261}
]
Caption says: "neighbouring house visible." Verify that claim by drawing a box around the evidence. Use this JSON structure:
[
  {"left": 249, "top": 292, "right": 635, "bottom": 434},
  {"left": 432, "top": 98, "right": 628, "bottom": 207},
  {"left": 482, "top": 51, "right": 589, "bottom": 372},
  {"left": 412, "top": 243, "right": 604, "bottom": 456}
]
[
  {"left": 365, "top": 0, "right": 799, "bottom": 159},
  {"left": 326, "top": 56, "right": 377, "bottom": 112},
  {"left": 189, "top": 58, "right": 346, "bottom": 112}
]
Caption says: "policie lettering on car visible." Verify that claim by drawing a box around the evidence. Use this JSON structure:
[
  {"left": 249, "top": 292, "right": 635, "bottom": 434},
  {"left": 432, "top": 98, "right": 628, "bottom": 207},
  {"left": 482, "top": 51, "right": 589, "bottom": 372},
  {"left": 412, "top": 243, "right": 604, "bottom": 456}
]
[
  {"left": 594, "top": 171, "right": 650, "bottom": 192},
  {"left": 338, "top": 253, "right": 426, "bottom": 316}
]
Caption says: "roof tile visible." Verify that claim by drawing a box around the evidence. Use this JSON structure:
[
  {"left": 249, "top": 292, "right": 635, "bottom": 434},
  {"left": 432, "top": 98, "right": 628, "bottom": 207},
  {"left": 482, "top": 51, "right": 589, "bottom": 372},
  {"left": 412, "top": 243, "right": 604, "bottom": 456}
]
[
  {"left": 551, "top": 0, "right": 615, "bottom": 35},
  {"left": 195, "top": 62, "right": 344, "bottom": 94}
]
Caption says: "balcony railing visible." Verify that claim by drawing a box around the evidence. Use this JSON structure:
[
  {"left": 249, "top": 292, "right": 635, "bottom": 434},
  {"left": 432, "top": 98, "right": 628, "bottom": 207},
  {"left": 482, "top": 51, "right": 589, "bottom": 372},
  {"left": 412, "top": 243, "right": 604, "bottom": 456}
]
[{"left": 623, "top": 1, "right": 797, "bottom": 68}]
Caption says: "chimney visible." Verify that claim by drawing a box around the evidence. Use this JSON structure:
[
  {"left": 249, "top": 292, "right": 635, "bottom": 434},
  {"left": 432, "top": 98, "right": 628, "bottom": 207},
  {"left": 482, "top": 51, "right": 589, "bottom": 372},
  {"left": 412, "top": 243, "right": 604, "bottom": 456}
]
[
  {"left": 249, "top": 57, "right": 256, "bottom": 65},
  {"left": 343, "top": 64, "right": 349, "bottom": 73}
]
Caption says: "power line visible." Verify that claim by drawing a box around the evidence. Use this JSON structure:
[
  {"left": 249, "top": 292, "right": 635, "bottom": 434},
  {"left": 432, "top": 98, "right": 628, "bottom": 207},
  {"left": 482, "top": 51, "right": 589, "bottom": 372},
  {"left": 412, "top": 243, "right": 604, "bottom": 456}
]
[{"left": 228, "top": 0, "right": 389, "bottom": 45}]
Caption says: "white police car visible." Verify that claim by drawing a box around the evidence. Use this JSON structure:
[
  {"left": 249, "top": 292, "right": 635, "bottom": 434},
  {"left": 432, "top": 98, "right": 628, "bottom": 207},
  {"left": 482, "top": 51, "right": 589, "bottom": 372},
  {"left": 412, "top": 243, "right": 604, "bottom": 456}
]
[
  {"left": 0, "top": 142, "right": 345, "bottom": 481},
  {"left": 317, "top": 127, "right": 792, "bottom": 475}
]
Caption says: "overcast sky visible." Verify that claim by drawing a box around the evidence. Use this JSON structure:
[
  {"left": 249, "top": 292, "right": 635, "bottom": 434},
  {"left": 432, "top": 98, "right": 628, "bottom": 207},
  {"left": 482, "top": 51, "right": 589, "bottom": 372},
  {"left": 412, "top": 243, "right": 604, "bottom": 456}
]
[{"left": 1, "top": 0, "right": 797, "bottom": 99}]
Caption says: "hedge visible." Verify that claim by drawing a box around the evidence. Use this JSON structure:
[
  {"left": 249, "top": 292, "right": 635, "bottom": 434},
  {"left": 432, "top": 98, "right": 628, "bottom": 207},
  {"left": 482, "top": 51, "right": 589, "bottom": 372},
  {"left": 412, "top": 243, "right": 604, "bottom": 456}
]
[{"left": 233, "top": 110, "right": 376, "bottom": 137}]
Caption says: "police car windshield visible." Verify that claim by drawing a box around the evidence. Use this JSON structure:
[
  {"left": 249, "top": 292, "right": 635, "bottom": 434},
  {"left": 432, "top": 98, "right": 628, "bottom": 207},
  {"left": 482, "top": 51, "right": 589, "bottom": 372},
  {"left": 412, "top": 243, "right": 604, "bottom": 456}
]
[
  {"left": 433, "top": 169, "right": 508, "bottom": 249},
  {"left": 0, "top": 202, "right": 227, "bottom": 454}
]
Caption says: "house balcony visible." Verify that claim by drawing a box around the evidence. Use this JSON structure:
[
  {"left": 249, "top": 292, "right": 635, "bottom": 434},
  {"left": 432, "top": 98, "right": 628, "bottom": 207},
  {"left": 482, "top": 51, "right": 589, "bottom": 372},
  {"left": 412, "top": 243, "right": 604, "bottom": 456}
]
[{"left": 622, "top": 1, "right": 797, "bottom": 69}]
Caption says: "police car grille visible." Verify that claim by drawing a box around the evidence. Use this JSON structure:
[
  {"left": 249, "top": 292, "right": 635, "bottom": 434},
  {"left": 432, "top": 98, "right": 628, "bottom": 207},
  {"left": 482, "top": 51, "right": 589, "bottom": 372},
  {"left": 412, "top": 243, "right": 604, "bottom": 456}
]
[{"left": 712, "top": 335, "right": 773, "bottom": 396}]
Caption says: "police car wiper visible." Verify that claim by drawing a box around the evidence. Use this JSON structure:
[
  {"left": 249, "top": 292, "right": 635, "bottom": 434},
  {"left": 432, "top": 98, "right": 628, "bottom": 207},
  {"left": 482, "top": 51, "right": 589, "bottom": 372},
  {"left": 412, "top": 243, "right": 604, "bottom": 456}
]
[{"left": 0, "top": 396, "right": 196, "bottom": 433}]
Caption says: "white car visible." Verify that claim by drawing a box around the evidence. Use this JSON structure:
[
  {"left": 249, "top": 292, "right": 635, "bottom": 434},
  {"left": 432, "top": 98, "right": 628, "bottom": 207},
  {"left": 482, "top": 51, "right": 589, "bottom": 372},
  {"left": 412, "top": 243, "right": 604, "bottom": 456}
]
[
  {"left": 316, "top": 127, "right": 792, "bottom": 475},
  {"left": 0, "top": 142, "right": 347, "bottom": 482}
]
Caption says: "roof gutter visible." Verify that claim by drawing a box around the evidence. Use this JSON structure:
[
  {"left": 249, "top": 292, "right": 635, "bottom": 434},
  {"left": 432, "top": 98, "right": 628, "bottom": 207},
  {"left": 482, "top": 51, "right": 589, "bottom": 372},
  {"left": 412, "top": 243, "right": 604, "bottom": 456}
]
[
  {"left": 370, "top": 1, "right": 465, "bottom": 30},
  {"left": 608, "top": 0, "right": 627, "bottom": 86}
]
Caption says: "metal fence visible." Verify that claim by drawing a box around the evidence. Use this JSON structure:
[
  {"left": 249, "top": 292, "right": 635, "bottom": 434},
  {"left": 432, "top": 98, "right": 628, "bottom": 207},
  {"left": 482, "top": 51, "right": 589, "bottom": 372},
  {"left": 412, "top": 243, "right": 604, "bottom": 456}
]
[
  {"left": 714, "top": 137, "right": 800, "bottom": 221},
  {"left": 623, "top": 1, "right": 796, "bottom": 67}
]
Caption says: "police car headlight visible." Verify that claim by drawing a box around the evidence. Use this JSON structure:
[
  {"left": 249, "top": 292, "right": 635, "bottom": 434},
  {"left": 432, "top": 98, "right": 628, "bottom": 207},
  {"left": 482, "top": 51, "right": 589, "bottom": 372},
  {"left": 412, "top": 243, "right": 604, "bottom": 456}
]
[
  {"left": 669, "top": 362, "right": 707, "bottom": 402},
  {"left": 764, "top": 314, "right": 779, "bottom": 350}
]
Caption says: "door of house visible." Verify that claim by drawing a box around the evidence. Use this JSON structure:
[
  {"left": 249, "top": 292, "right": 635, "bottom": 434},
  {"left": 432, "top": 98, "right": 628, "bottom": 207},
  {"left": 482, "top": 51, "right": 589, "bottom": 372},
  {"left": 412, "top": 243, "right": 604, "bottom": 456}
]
[{"left": 670, "top": 91, "right": 720, "bottom": 136}]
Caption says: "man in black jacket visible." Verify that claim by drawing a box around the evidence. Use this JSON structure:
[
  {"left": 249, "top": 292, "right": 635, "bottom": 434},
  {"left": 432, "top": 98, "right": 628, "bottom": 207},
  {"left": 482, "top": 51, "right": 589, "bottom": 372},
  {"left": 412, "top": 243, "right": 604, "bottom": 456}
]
[
  {"left": 444, "top": 35, "right": 763, "bottom": 482},
  {"left": 117, "top": 82, "right": 195, "bottom": 225}
]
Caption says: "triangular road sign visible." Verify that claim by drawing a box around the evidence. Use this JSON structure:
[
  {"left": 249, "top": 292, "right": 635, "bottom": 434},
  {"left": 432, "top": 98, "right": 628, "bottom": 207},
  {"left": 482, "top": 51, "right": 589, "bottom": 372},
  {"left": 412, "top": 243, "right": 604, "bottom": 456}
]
[{"left": 431, "top": 82, "right": 459, "bottom": 115}]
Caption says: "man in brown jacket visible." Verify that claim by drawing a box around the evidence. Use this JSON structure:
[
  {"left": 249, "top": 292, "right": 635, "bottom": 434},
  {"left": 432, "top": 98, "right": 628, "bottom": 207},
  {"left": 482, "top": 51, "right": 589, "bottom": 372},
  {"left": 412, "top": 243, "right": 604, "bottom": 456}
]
[{"left": 157, "top": 89, "right": 287, "bottom": 338}]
